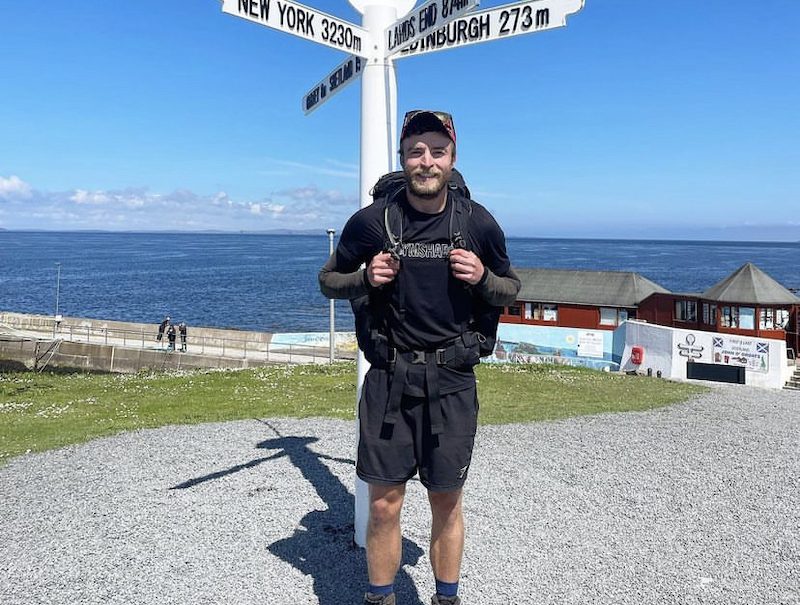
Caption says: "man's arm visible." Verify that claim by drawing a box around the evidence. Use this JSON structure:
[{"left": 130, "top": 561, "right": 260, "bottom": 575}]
[
  {"left": 473, "top": 265, "right": 521, "bottom": 307},
  {"left": 319, "top": 251, "right": 400, "bottom": 300},
  {"left": 449, "top": 248, "right": 521, "bottom": 307},
  {"left": 318, "top": 254, "right": 370, "bottom": 300}
]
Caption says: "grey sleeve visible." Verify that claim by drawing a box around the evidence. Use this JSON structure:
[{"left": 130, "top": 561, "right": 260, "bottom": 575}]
[
  {"left": 318, "top": 253, "right": 370, "bottom": 300},
  {"left": 474, "top": 265, "right": 521, "bottom": 307}
]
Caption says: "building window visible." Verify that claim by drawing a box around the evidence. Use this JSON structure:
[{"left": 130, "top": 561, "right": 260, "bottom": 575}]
[
  {"left": 760, "top": 308, "right": 790, "bottom": 330},
  {"left": 740, "top": 307, "right": 755, "bottom": 330},
  {"left": 525, "top": 303, "right": 558, "bottom": 322},
  {"left": 721, "top": 306, "right": 739, "bottom": 328},
  {"left": 675, "top": 300, "right": 697, "bottom": 322},
  {"left": 507, "top": 304, "right": 521, "bottom": 318},
  {"left": 702, "top": 303, "right": 717, "bottom": 325},
  {"left": 542, "top": 304, "right": 557, "bottom": 322},
  {"left": 600, "top": 307, "right": 628, "bottom": 326}
]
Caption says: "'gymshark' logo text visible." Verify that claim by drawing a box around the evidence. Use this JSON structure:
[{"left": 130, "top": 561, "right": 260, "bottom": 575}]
[{"left": 397, "top": 242, "right": 453, "bottom": 259}]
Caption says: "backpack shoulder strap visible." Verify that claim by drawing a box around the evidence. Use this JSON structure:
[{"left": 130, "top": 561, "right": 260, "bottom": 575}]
[{"left": 449, "top": 190, "right": 473, "bottom": 250}]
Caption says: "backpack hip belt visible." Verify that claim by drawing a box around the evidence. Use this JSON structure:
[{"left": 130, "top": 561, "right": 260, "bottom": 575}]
[{"left": 379, "top": 334, "right": 481, "bottom": 437}]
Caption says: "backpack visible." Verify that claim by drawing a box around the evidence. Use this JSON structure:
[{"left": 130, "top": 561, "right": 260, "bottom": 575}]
[
  {"left": 351, "top": 169, "right": 500, "bottom": 363},
  {"left": 371, "top": 168, "right": 473, "bottom": 257}
]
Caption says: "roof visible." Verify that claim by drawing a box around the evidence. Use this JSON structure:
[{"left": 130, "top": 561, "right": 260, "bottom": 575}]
[
  {"left": 515, "top": 268, "right": 671, "bottom": 308},
  {"left": 701, "top": 262, "right": 800, "bottom": 305}
]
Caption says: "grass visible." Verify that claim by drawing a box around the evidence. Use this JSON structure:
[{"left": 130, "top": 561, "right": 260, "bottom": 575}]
[{"left": 0, "top": 362, "right": 707, "bottom": 464}]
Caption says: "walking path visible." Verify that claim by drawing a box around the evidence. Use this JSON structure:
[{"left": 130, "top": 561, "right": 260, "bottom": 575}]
[{"left": 1, "top": 386, "right": 797, "bottom": 604}]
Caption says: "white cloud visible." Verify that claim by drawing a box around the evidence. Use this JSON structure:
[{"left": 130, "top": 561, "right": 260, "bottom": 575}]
[
  {"left": 262, "top": 158, "right": 358, "bottom": 180},
  {"left": 71, "top": 189, "right": 111, "bottom": 205},
  {"left": 0, "top": 176, "right": 357, "bottom": 231},
  {"left": 276, "top": 185, "right": 357, "bottom": 207},
  {"left": 0, "top": 175, "right": 32, "bottom": 200}
]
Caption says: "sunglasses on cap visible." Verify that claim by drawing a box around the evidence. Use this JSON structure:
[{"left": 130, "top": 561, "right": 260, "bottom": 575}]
[{"left": 400, "top": 110, "right": 456, "bottom": 144}]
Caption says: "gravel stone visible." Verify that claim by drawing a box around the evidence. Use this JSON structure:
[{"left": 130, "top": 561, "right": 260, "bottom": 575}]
[{"left": 1, "top": 385, "right": 798, "bottom": 604}]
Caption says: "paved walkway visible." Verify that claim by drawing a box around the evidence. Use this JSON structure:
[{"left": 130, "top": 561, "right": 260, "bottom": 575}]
[{"left": 1, "top": 386, "right": 797, "bottom": 604}]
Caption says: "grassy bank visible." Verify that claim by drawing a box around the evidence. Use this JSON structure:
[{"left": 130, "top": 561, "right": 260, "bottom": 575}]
[{"left": 0, "top": 362, "right": 706, "bottom": 464}]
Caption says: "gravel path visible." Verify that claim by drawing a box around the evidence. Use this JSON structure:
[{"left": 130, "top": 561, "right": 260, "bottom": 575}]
[{"left": 1, "top": 385, "right": 798, "bottom": 605}]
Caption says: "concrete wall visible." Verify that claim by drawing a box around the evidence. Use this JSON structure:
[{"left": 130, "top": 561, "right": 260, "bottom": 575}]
[
  {"left": 491, "top": 322, "right": 617, "bottom": 370},
  {"left": 0, "top": 337, "right": 267, "bottom": 373},
  {"left": 615, "top": 320, "right": 790, "bottom": 389},
  {"left": 0, "top": 311, "right": 275, "bottom": 351},
  {"left": 0, "top": 312, "right": 354, "bottom": 373}
]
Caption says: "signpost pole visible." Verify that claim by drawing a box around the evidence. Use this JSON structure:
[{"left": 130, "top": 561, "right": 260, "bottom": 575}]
[{"left": 352, "top": 1, "right": 401, "bottom": 549}]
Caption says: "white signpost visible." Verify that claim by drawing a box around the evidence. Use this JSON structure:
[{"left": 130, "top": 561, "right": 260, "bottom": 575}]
[{"left": 219, "top": 0, "right": 585, "bottom": 548}]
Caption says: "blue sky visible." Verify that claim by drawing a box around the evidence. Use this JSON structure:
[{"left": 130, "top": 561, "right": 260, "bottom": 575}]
[{"left": 1, "top": 0, "right": 798, "bottom": 240}]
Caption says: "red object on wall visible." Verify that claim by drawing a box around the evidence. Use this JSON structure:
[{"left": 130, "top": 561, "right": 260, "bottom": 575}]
[{"left": 631, "top": 345, "right": 644, "bottom": 365}]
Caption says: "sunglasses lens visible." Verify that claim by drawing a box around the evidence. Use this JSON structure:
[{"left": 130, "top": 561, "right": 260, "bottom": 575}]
[{"left": 401, "top": 110, "right": 455, "bottom": 141}]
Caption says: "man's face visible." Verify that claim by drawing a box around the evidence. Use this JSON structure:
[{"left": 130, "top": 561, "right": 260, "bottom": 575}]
[{"left": 401, "top": 131, "right": 455, "bottom": 199}]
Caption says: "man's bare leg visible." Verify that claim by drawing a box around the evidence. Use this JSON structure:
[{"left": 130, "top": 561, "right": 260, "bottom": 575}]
[
  {"left": 428, "top": 488, "right": 465, "bottom": 582},
  {"left": 367, "top": 483, "right": 407, "bottom": 585}
]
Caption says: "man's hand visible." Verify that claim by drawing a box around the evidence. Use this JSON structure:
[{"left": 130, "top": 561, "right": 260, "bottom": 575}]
[
  {"left": 449, "top": 248, "right": 485, "bottom": 285},
  {"left": 367, "top": 252, "right": 400, "bottom": 287}
]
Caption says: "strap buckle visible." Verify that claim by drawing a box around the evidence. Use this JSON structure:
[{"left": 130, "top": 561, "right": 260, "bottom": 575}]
[{"left": 411, "top": 350, "right": 426, "bottom": 364}]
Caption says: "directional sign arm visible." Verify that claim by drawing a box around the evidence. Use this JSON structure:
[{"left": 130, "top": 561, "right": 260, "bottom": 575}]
[
  {"left": 385, "top": 0, "right": 480, "bottom": 57},
  {"left": 395, "top": 0, "right": 584, "bottom": 58},
  {"left": 221, "top": 0, "right": 369, "bottom": 57},
  {"left": 302, "top": 55, "right": 364, "bottom": 114}
]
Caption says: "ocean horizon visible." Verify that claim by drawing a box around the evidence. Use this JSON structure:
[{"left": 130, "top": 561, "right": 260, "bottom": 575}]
[
  {"left": 1, "top": 228, "right": 798, "bottom": 245},
  {"left": 1, "top": 231, "right": 797, "bottom": 333}
]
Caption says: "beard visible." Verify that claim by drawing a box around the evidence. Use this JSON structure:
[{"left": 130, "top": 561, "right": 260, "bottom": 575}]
[{"left": 404, "top": 165, "right": 452, "bottom": 199}]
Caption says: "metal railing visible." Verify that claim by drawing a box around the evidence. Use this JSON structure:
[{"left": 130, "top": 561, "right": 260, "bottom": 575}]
[{"left": 40, "top": 324, "right": 355, "bottom": 364}]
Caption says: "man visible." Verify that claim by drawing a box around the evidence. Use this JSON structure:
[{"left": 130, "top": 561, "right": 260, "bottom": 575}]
[
  {"left": 319, "top": 110, "right": 520, "bottom": 605},
  {"left": 178, "top": 321, "right": 187, "bottom": 352},
  {"left": 166, "top": 321, "right": 177, "bottom": 351},
  {"left": 157, "top": 315, "right": 170, "bottom": 343}
]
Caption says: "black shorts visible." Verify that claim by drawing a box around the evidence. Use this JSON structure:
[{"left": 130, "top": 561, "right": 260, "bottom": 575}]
[{"left": 356, "top": 368, "right": 479, "bottom": 492}]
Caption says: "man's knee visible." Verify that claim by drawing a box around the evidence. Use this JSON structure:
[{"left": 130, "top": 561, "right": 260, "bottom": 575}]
[
  {"left": 429, "top": 489, "right": 463, "bottom": 521},
  {"left": 369, "top": 484, "right": 406, "bottom": 526}
]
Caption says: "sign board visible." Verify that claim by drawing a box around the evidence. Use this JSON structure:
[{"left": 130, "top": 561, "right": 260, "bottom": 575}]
[
  {"left": 385, "top": 0, "right": 480, "bottom": 56},
  {"left": 303, "top": 55, "right": 364, "bottom": 114},
  {"left": 397, "top": 0, "right": 583, "bottom": 57},
  {"left": 712, "top": 336, "right": 769, "bottom": 373},
  {"left": 222, "top": 0, "right": 369, "bottom": 56},
  {"left": 577, "top": 331, "right": 604, "bottom": 358}
]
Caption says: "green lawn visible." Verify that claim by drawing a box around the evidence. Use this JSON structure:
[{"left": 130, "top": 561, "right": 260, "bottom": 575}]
[{"left": 0, "top": 362, "right": 706, "bottom": 464}]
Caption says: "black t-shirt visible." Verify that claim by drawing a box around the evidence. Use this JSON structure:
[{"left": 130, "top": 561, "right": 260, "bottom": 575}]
[{"left": 335, "top": 190, "right": 512, "bottom": 394}]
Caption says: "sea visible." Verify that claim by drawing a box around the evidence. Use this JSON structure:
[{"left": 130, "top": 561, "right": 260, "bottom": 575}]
[{"left": 1, "top": 231, "right": 797, "bottom": 333}]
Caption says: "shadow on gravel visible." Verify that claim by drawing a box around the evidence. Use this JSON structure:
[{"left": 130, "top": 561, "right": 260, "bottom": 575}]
[{"left": 171, "top": 420, "right": 425, "bottom": 605}]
